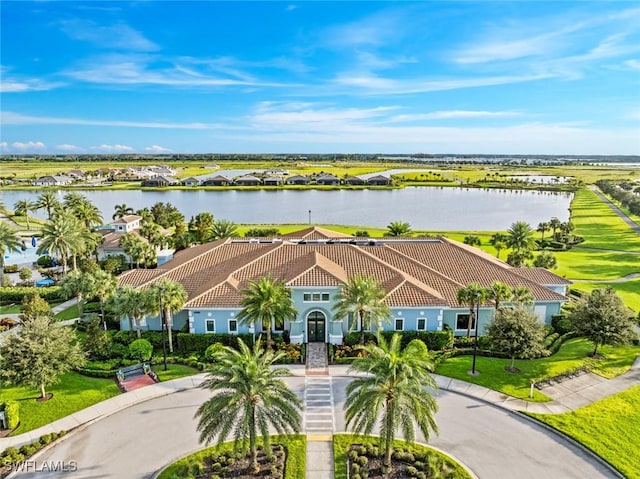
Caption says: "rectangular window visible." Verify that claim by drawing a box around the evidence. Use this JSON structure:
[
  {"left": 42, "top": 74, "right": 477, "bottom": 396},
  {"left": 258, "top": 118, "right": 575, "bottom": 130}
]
[
  {"left": 303, "top": 292, "right": 330, "bottom": 302},
  {"left": 274, "top": 316, "right": 284, "bottom": 331},
  {"left": 395, "top": 318, "right": 404, "bottom": 331},
  {"left": 205, "top": 319, "right": 215, "bottom": 333},
  {"left": 417, "top": 318, "right": 426, "bottom": 331},
  {"left": 456, "top": 314, "right": 475, "bottom": 331},
  {"left": 228, "top": 319, "right": 238, "bottom": 334}
]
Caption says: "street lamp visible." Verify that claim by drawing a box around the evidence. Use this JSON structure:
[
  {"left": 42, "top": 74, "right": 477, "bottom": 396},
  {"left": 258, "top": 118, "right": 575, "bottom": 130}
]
[
  {"left": 159, "top": 288, "right": 168, "bottom": 371},
  {"left": 471, "top": 292, "right": 481, "bottom": 375}
]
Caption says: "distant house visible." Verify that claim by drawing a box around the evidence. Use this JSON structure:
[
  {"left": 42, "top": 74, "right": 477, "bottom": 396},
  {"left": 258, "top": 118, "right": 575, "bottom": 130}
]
[
  {"left": 110, "top": 215, "right": 142, "bottom": 233},
  {"left": 202, "top": 175, "right": 231, "bottom": 186},
  {"left": 265, "top": 168, "right": 289, "bottom": 175},
  {"left": 66, "top": 169, "right": 86, "bottom": 179},
  {"left": 263, "top": 176, "right": 283, "bottom": 186},
  {"left": 32, "top": 175, "right": 73, "bottom": 187},
  {"left": 316, "top": 174, "right": 340, "bottom": 186},
  {"left": 181, "top": 177, "right": 201, "bottom": 187},
  {"left": 142, "top": 176, "right": 177, "bottom": 187},
  {"left": 344, "top": 176, "right": 365, "bottom": 186},
  {"left": 234, "top": 175, "right": 261, "bottom": 186},
  {"left": 367, "top": 175, "right": 391, "bottom": 186},
  {"left": 286, "top": 175, "right": 310, "bottom": 185}
]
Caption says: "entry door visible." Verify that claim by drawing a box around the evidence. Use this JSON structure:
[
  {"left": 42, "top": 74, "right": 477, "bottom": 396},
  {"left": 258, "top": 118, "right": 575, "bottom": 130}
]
[{"left": 307, "top": 312, "right": 326, "bottom": 342}]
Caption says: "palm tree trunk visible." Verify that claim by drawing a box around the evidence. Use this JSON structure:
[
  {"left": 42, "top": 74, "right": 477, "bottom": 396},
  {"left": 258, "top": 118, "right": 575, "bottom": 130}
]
[
  {"left": 359, "top": 309, "right": 365, "bottom": 344},
  {"left": 165, "top": 310, "right": 174, "bottom": 353},
  {"left": 466, "top": 307, "right": 473, "bottom": 338},
  {"left": 249, "top": 406, "right": 258, "bottom": 471},
  {"left": 266, "top": 317, "right": 272, "bottom": 348},
  {"left": 135, "top": 316, "right": 142, "bottom": 338},
  {"left": 62, "top": 254, "right": 68, "bottom": 274},
  {"left": 72, "top": 254, "right": 77, "bottom": 270},
  {"left": 384, "top": 397, "right": 395, "bottom": 467},
  {"left": 0, "top": 256, "right": 5, "bottom": 287},
  {"left": 129, "top": 314, "right": 135, "bottom": 334},
  {"left": 76, "top": 293, "right": 84, "bottom": 318}
]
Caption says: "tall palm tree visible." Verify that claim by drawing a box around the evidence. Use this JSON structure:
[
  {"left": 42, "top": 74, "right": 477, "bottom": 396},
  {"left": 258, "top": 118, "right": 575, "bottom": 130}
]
[
  {"left": 113, "top": 203, "right": 134, "bottom": 220},
  {"left": 486, "top": 281, "right": 513, "bottom": 314},
  {"left": 236, "top": 275, "right": 297, "bottom": 347},
  {"left": 0, "top": 222, "right": 22, "bottom": 286},
  {"left": 72, "top": 200, "right": 103, "bottom": 229},
  {"left": 489, "top": 232, "right": 508, "bottom": 259},
  {"left": 549, "top": 217, "right": 562, "bottom": 240},
  {"left": 91, "top": 269, "right": 117, "bottom": 326},
  {"left": 536, "top": 222, "right": 550, "bottom": 241},
  {"left": 333, "top": 274, "right": 391, "bottom": 344},
  {"left": 37, "top": 211, "right": 84, "bottom": 274},
  {"left": 456, "top": 283, "right": 487, "bottom": 338},
  {"left": 345, "top": 334, "right": 438, "bottom": 468},
  {"left": 210, "top": 219, "right": 239, "bottom": 240},
  {"left": 13, "top": 199, "right": 37, "bottom": 230},
  {"left": 195, "top": 338, "right": 302, "bottom": 472},
  {"left": 147, "top": 279, "right": 187, "bottom": 353},
  {"left": 59, "top": 269, "right": 96, "bottom": 318},
  {"left": 386, "top": 221, "right": 412, "bottom": 237},
  {"left": 63, "top": 192, "right": 87, "bottom": 211},
  {"left": 37, "top": 191, "right": 60, "bottom": 220},
  {"left": 108, "top": 285, "right": 152, "bottom": 337}
]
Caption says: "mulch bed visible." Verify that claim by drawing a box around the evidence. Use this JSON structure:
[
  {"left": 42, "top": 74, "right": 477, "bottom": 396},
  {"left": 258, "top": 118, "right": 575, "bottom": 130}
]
[{"left": 191, "top": 445, "right": 286, "bottom": 478}]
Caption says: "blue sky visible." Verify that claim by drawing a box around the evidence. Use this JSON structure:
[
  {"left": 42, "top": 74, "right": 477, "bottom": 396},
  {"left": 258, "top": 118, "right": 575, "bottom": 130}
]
[{"left": 1, "top": 1, "right": 639, "bottom": 155}]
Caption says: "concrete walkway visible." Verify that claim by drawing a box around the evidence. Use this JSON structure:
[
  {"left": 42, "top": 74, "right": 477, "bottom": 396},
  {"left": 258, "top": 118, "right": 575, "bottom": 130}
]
[{"left": 1, "top": 355, "right": 639, "bottom": 476}]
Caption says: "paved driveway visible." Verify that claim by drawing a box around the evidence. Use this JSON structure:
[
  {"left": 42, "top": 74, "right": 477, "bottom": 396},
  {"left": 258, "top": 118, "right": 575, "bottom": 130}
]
[{"left": 11, "top": 376, "right": 613, "bottom": 479}]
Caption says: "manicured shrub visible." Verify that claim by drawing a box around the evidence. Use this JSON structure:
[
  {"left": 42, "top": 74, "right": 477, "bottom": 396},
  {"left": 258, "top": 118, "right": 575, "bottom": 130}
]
[
  {"left": 204, "top": 342, "right": 225, "bottom": 362},
  {"left": 3, "top": 264, "right": 18, "bottom": 273},
  {"left": 3, "top": 400, "right": 20, "bottom": 429},
  {"left": 39, "top": 433, "right": 53, "bottom": 445},
  {"left": 128, "top": 338, "right": 153, "bottom": 361},
  {"left": 37, "top": 255, "right": 54, "bottom": 267},
  {"left": 0, "top": 286, "right": 64, "bottom": 303},
  {"left": 555, "top": 319, "right": 573, "bottom": 335},
  {"left": 176, "top": 332, "right": 253, "bottom": 356},
  {"left": 112, "top": 330, "right": 135, "bottom": 345}
]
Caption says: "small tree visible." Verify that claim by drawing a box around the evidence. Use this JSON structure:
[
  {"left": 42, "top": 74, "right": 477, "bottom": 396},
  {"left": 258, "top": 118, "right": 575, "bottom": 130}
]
[
  {"left": 19, "top": 291, "right": 53, "bottom": 321},
  {"left": 533, "top": 251, "right": 557, "bottom": 269},
  {"left": 18, "top": 267, "right": 33, "bottom": 282},
  {"left": 0, "top": 316, "right": 86, "bottom": 399},
  {"left": 83, "top": 318, "right": 112, "bottom": 359},
  {"left": 463, "top": 235, "right": 481, "bottom": 247},
  {"left": 486, "top": 306, "right": 547, "bottom": 372},
  {"left": 569, "top": 288, "right": 636, "bottom": 356},
  {"left": 128, "top": 338, "right": 153, "bottom": 361}
]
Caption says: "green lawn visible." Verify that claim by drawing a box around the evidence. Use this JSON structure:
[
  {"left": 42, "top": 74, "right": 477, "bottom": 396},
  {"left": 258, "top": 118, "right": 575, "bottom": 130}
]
[
  {"left": 570, "top": 189, "right": 640, "bottom": 252},
  {"left": 0, "top": 371, "right": 120, "bottom": 435},
  {"left": 435, "top": 339, "right": 640, "bottom": 402},
  {"left": 528, "top": 385, "right": 640, "bottom": 479},
  {"left": 154, "top": 364, "right": 201, "bottom": 382},
  {"left": 554, "top": 249, "right": 640, "bottom": 280},
  {"left": 570, "top": 279, "right": 640, "bottom": 312},
  {"left": 157, "top": 434, "right": 306, "bottom": 479},
  {"left": 333, "top": 434, "right": 472, "bottom": 479},
  {"left": 53, "top": 304, "right": 80, "bottom": 321},
  {"left": 0, "top": 304, "right": 21, "bottom": 314}
]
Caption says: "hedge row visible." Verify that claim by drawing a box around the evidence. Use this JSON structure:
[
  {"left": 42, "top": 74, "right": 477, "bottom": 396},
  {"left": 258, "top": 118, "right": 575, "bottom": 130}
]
[
  {"left": 175, "top": 332, "right": 254, "bottom": 356},
  {"left": 1, "top": 401, "right": 19, "bottom": 430},
  {"left": 0, "top": 430, "right": 67, "bottom": 466},
  {"left": 0, "top": 286, "right": 65, "bottom": 303},
  {"left": 343, "top": 329, "right": 454, "bottom": 351}
]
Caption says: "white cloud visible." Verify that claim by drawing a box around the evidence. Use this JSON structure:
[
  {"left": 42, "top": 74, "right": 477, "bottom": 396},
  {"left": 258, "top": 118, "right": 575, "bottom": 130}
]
[
  {"left": 144, "top": 145, "right": 172, "bottom": 153},
  {"left": 59, "top": 19, "right": 159, "bottom": 52},
  {"left": 0, "top": 66, "right": 63, "bottom": 92},
  {"left": 285, "top": 5, "right": 297, "bottom": 12},
  {"left": 11, "top": 141, "right": 46, "bottom": 150},
  {"left": 90, "top": 144, "right": 134, "bottom": 152},
  {"left": 1, "top": 111, "right": 227, "bottom": 130},
  {"left": 388, "top": 111, "right": 523, "bottom": 122},
  {"left": 56, "top": 144, "right": 84, "bottom": 152}
]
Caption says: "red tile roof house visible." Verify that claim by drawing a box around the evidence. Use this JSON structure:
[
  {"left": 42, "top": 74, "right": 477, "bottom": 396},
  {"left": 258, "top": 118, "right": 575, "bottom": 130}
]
[{"left": 117, "top": 227, "right": 570, "bottom": 343}]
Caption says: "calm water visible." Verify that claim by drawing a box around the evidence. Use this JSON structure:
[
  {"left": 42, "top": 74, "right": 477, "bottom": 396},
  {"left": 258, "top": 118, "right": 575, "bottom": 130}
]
[{"left": 0, "top": 187, "right": 572, "bottom": 231}]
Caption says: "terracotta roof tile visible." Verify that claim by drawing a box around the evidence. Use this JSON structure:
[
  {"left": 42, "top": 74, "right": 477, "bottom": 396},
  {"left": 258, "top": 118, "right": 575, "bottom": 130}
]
[{"left": 510, "top": 268, "right": 573, "bottom": 285}]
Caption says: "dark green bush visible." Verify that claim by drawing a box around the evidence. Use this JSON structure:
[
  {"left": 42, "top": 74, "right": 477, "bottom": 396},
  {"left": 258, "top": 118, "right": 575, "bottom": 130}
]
[
  {"left": 555, "top": 319, "right": 573, "bottom": 335},
  {"left": 176, "top": 332, "right": 253, "bottom": 356},
  {"left": 2, "top": 401, "right": 20, "bottom": 429},
  {"left": 3, "top": 264, "right": 18, "bottom": 273},
  {"left": 128, "top": 338, "right": 153, "bottom": 361},
  {"left": 36, "top": 255, "right": 54, "bottom": 267},
  {"left": 0, "top": 286, "right": 64, "bottom": 303}
]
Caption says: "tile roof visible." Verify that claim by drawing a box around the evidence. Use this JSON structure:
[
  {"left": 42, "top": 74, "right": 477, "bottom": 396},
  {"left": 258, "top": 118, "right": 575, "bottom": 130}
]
[
  {"left": 111, "top": 215, "right": 142, "bottom": 225},
  {"left": 510, "top": 267, "right": 573, "bottom": 285},
  {"left": 118, "top": 229, "right": 569, "bottom": 308}
]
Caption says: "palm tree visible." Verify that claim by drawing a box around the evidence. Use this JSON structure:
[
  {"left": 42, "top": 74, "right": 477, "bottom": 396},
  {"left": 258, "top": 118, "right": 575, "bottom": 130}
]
[
  {"left": 37, "top": 211, "right": 84, "bottom": 273},
  {"left": 108, "top": 285, "right": 152, "bottom": 337},
  {"left": 386, "top": 221, "right": 412, "bottom": 237},
  {"left": 536, "top": 222, "right": 550, "bottom": 241},
  {"left": 507, "top": 221, "right": 537, "bottom": 254},
  {"left": 37, "top": 191, "right": 60, "bottom": 219},
  {"left": 91, "top": 269, "right": 117, "bottom": 326},
  {"left": 456, "top": 283, "right": 487, "bottom": 338},
  {"left": 113, "top": 203, "right": 134, "bottom": 220},
  {"left": 236, "top": 275, "right": 297, "bottom": 347},
  {"left": 486, "top": 281, "right": 512, "bottom": 313},
  {"left": 195, "top": 338, "right": 302, "bottom": 472},
  {"left": 489, "top": 233, "right": 508, "bottom": 259},
  {"left": 549, "top": 217, "right": 562, "bottom": 240},
  {"left": 210, "top": 219, "right": 238, "bottom": 240},
  {"left": 345, "top": 334, "right": 438, "bottom": 468},
  {"left": 119, "top": 234, "right": 155, "bottom": 268},
  {"left": 13, "top": 199, "right": 37, "bottom": 230},
  {"left": 0, "top": 222, "right": 22, "bottom": 286},
  {"left": 512, "top": 286, "right": 534, "bottom": 307},
  {"left": 59, "top": 269, "right": 95, "bottom": 318},
  {"left": 63, "top": 192, "right": 87, "bottom": 211},
  {"left": 147, "top": 279, "right": 187, "bottom": 353},
  {"left": 333, "top": 274, "right": 391, "bottom": 344},
  {"left": 72, "top": 200, "right": 103, "bottom": 229}
]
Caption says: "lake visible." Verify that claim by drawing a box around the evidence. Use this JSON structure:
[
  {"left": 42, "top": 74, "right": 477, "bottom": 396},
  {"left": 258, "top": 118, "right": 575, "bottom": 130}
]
[{"left": 0, "top": 187, "right": 572, "bottom": 231}]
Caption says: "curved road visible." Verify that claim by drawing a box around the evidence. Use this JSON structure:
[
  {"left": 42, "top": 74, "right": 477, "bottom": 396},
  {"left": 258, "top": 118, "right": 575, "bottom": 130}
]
[{"left": 10, "top": 376, "right": 613, "bottom": 479}]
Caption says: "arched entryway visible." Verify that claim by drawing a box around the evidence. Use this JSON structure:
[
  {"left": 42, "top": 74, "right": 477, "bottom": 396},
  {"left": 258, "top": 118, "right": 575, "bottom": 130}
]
[{"left": 307, "top": 311, "right": 326, "bottom": 342}]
